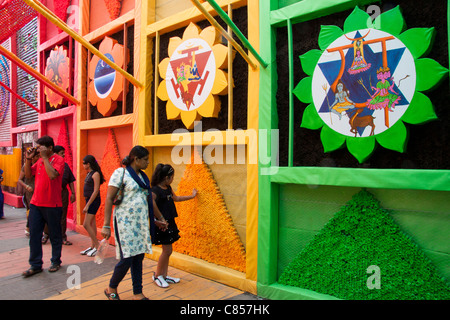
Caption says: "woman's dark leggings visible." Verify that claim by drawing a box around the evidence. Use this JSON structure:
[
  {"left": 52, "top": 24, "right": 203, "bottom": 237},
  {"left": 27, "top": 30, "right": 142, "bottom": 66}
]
[{"left": 109, "top": 253, "right": 145, "bottom": 294}]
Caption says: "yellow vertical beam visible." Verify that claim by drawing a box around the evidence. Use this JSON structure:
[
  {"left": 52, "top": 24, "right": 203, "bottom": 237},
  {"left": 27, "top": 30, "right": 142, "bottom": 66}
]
[
  {"left": 246, "top": 0, "right": 260, "bottom": 283},
  {"left": 138, "top": 0, "right": 156, "bottom": 149},
  {"left": 153, "top": 30, "right": 160, "bottom": 135}
]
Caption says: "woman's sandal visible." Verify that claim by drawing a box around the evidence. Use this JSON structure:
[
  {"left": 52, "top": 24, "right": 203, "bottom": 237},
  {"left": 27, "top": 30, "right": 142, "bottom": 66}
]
[
  {"left": 48, "top": 263, "right": 61, "bottom": 272},
  {"left": 22, "top": 268, "right": 43, "bottom": 278},
  {"left": 104, "top": 289, "right": 120, "bottom": 300},
  {"left": 63, "top": 240, "right": 72, "bottom": 245}
]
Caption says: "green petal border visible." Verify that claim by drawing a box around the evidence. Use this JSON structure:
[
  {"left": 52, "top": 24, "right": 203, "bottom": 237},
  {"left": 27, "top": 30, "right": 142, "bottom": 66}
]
[
  {"left": 293, "top": 76, "right": 313, "bottom": 103},
  {"left": 343, "top": 6, "right": 370, "bottom": 33},
  {"left": 398, "top": 28, "right": 435, "bottom": 59},
  {"left": 346, "top": 136, "right": 376, "bottom": 164},
  {"left": 318, "top": 25, "right": 343, "bottom": 51},
  {"left": 415, "top": 58, "right": 448, "bottom": 92},
  {"left": 402, "top": 91, "right": 437, "bottom": 124},
  {"left": 300, "top": 49, "right": 322, "bottom": 76},
  {"left": 375, "top": 121, "right": 408, "bottom": 153},
  {"left": 301, "top": 103, "right": 323, "bottom": 130},
  {"left": 320, "top": 125, "right": 346, "bottom": 153},
  {"left": 373, "top": 5, "right": 406, "bottom": 35}
]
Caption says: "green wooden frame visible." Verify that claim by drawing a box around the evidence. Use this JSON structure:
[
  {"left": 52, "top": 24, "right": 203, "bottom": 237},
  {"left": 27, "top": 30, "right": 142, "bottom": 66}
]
[{"left": 258, "top": 0, "right": 450, "bottom": 300}]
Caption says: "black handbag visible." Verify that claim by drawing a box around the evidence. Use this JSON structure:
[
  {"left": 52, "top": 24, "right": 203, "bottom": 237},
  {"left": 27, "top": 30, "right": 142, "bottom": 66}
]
[{"left": 113, "top": 168, "right": 125, "bottom": 206}]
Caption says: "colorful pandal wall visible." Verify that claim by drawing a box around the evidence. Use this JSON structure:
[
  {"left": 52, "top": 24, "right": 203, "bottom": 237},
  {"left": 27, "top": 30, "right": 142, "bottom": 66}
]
[{"left": 139, "top": 0, "right": 259, "bottom": 293}]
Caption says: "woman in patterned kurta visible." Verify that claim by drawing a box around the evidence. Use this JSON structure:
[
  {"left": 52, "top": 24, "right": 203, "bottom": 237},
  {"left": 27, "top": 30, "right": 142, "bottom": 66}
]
[{"left": 101, "top": 146, "right": 168, "bottom": 300}]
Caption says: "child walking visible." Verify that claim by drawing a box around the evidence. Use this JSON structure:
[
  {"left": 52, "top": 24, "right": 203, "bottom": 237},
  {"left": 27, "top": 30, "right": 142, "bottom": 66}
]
[
  {"left": 80, "top": 155, "right": 105, "bottom": 257},
  {"left": 151, "top": 163, "right": 197, "bottom": 288}
]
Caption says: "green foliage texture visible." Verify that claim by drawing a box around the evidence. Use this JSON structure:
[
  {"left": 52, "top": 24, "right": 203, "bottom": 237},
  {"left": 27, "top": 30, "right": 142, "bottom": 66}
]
[{"left": 279, "top": 189, "right": 450, "bottom": 300}]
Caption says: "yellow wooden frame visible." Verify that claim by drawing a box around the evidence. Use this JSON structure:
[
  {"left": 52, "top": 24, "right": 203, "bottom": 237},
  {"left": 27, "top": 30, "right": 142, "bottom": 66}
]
[{"left": 138, "top": 0, "right": 259, "bottom": 293}]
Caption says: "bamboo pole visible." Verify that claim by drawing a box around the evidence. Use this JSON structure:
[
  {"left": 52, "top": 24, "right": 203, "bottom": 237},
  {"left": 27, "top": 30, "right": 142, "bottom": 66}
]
[
  {"left": 23, "top": 0, "right": 143, "bottom": 88},
  {"left": 0, "top": 80, "right": 40, "bottom": 112},
  {"left": 0, "top": 45, "right": 80, "bottom": 106},
  {"left": 227, "top": 4, "right": 233, "bottom": 129},
  {"left": 205, "top": 0, "right": 268, "bottom": 68},
  {"left": 190, "top": 0, "right": 258, "bottom": 70}
]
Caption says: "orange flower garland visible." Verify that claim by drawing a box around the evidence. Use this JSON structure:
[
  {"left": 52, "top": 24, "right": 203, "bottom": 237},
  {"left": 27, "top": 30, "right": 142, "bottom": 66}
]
[
  {"left": 44, "top": 46, "right": 70, "bottom": 108},
  {"left": 96, "top": 129, "right": 122, "bottom": 234},
  {"left": 173, "top": 150, "right": 246, "bottom": 273}
]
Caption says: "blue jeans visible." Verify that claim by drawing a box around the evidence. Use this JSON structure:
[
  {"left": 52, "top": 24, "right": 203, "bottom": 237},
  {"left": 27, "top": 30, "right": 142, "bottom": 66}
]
[
  {"left": 28, "top": 204, "right": 63, "bottom": 269},
  {"left": 109, "top": 254, "right": 145, "bottom": 294}
]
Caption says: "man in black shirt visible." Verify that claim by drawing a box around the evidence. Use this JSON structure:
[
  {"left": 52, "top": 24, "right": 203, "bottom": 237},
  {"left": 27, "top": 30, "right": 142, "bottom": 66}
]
[{"left": 54, "top": 145, "right": 76, "bottom": 245}]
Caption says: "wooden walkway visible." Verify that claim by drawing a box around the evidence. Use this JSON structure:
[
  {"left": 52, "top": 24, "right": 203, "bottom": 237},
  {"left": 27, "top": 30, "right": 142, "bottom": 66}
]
[{"left": 0, "top": 205, "right": 250, "bottom": 301}]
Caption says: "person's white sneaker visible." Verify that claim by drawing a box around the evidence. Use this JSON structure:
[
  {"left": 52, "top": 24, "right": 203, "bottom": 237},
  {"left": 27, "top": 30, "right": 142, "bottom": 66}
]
[
  {"left": 87, "top": 248, "right": 97, "bottom": 256},
  {"left": 165, "top": 276, "right": 180, "bottom": 284},
  {"left": 153, "top": 273, "right": 169, "bottom": 288},
  {"left": 80, "top": 247, "right": 93, "bottom": 255}
]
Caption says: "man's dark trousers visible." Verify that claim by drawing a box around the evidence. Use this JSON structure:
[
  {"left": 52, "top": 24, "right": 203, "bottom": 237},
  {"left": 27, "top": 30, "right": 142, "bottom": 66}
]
[{"left": 28, "top": 204, "right": 63, "bottom": 270}]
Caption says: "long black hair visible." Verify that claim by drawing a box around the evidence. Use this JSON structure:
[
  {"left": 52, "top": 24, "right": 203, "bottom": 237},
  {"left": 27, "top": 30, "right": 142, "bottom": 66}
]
[
  {"left": 122, "top": 145, "right": 149, "bottom": 166},
  {"left": 151, "top": 163, "right": 174, "bottom": 187},
  {"left": 83, "top": 155, "right": 105, "bottom": 184}
]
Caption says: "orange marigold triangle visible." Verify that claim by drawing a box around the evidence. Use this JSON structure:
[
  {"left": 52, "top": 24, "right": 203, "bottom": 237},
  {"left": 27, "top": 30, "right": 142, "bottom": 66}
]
[
  {"left": 173, "top": 149, "right": 246, "bottom": 272},
  {"left": 96, "top": 128, "right": 122, "bottom": 228}
]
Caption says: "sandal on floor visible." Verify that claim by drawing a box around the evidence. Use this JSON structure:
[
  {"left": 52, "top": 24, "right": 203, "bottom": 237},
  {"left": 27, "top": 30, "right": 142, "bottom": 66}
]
[
  {"left": 48, "top": 263, "right": 61, "bottom": 273},
  {"left": 63, "top": 240, "right": 72, "bottom": 245},
  {"left": 104, "top": 289, "right": 120, "bottom": 300},
  {"left": 22, "top": 267, "right": 43, "bottom": 278}
]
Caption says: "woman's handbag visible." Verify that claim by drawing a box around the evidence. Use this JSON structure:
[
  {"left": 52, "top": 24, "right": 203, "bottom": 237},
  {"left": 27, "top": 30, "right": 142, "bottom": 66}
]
[{"left": 113, "top": 168, "right": 125, "bottom": 206}]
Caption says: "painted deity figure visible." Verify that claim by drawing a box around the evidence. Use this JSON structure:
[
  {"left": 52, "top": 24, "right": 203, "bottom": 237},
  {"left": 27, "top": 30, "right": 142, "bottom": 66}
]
[
  {"left": 330, "top": 81, "right": 356, "bottom": 120},
  {"left": 348, "top": 39, "right": 371, "bottom": 75},
  {"left": 366, "top": 66, "right": 400, "bottom": 111}
]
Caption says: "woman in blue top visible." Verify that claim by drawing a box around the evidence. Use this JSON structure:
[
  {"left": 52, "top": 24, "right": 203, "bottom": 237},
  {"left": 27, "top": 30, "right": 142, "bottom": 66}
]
[{"left": 102, "top": 146, "right": 167, "bottom": 300}]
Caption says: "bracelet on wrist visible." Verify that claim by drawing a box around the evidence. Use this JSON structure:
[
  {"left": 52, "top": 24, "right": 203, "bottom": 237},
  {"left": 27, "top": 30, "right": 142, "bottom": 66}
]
[{"left": 103, "top": 226, "right": 111, "bottom": 229}]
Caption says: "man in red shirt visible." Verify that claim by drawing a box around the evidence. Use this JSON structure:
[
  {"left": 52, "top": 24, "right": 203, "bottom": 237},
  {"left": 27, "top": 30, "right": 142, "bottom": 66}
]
[{"left": 22, "top": 136, "right": 65, "bottom": 277}]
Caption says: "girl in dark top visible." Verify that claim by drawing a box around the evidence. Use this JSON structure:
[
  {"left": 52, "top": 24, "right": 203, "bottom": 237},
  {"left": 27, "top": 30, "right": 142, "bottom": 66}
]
[
  {"left": 80, "top": 155, "right": 105, "bottom": 257},
  {"left": 151, "top": 163, "right": 197, "bottom": 288}
]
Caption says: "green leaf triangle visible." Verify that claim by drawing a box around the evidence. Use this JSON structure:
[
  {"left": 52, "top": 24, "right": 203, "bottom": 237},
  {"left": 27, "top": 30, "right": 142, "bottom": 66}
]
[
  {"left": 320, "top": 125, "right": 346, "bottom": 153},
  {"left": 373, "top": 5, "right": 406, "bottom": 35},
  {"left": 402, "top": 91, "right": 437, "bottom": 124},
  {"left": 293, "top": 77, "right": 313, "bottom": 103},
  {"left": 346, "top": 136, "right": 375, "bottom": 164},
  {"left": 300, "top": 103, "right": 323, "bottom": 130},
  {"left": 318, "top": 25, "right": 343, "bottom": 51},
  {"left": 343, "top": 6, "right": 371, "bottom": 33},
  {"left": 416, "top": 58, "right": 449, "bottom": 92},
  {"left": 300, "top": 49, "right": 322, "bottom": 76},
  {"left": 375, "top": 120, "right": 408, "bottom": 153},
  {"left": 398, "top": 28, "right": 435, "bottom": 59},
  {"left": 278, "top": 189, "right": 450, "bottom": 300}
]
